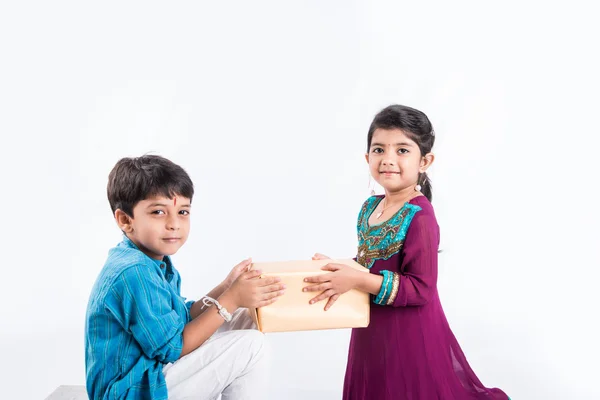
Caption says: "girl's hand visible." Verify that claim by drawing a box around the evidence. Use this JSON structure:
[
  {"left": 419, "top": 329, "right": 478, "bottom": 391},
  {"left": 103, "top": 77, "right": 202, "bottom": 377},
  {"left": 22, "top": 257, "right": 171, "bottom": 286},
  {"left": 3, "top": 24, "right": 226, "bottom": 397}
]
[
  {"left": 311, "top": 253, "right": 330, "bottom": 260},
  {"left": 222, "top": 258, "right": 252, "bottom": 289},
  {"left": 303, "top": 263, "right": 360, "bottom": 311}
]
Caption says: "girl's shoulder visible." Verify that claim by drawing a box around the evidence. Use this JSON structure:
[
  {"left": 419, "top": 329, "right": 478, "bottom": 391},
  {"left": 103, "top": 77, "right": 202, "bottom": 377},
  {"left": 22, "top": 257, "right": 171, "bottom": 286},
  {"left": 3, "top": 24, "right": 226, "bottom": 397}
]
[
  {"left": 408, "top": 195, "right": 435, "bottom": 217},
  {"left": 407, "top": 196, "right": 439, "bottom": 233},
  {"left": 357, "top": 195, "right": 383, "bottom": 218}
]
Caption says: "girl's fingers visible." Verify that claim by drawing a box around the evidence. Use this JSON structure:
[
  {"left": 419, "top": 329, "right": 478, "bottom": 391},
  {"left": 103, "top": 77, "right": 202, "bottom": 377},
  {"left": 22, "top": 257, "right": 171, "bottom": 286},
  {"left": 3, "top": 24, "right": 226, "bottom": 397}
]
[
  {"left": 312, "top": 253, "right": 330, "bottom": 260},
  {"left": 303, "top": 283, "right": 330, "bottom": 292},
  {"left": 321, "top": 263, "right": 341, "bottom": 272},
  {"left": 324, "top": 294, "right": 340, "bottom": 311},
  {"left": 304, "top": 275, "right": 327, "bottom": 284},
  {"left": 309, "top": 289, "right": 335, "bottom": 304}
]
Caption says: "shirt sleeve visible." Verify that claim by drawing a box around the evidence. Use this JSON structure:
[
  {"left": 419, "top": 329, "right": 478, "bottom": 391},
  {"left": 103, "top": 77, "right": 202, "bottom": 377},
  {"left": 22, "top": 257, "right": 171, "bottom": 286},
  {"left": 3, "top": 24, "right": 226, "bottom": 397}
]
[
  {"left": 174, "top": 268, "right": 195, "bottom": 323},
  {"left": 106, "top": 265, "right": 184, "bottom": 363},
  {"left": 374, "top": 212, "right": 439, "bottom": 307},
  {"left": 184, "top": 299, "right": 195, "bottom": 323}
]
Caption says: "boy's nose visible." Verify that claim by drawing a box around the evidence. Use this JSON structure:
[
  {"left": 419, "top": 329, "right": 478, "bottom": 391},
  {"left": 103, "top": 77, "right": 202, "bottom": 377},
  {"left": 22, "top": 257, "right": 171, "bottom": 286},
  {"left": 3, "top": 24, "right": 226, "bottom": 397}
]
[{"left": 166, "top": 216, "right": 179, "bottom": 230}]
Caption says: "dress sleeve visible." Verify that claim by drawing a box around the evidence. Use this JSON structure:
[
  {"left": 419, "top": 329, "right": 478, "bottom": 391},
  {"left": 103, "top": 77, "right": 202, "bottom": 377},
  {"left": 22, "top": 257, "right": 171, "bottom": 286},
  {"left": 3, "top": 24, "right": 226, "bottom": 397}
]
[
  {"left": 106, "top": 265, "right": 184, "bottom": 363},
  {"left": 374, "top": 212, "right": 440, "bottom": 307}
]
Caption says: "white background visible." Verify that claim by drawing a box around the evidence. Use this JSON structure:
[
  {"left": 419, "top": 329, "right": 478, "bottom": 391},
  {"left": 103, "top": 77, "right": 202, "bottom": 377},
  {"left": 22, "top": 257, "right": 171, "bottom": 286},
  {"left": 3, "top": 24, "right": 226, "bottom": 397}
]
[{"left": 1, "top": 1, "right": 599, "bottom": 399}]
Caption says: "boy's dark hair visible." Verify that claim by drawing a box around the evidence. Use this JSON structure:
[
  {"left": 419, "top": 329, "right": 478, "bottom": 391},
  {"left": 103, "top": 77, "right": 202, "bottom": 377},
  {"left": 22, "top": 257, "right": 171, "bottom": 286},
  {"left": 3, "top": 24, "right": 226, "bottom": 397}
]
[
  {"left": 107, "top": 155, "right": 194, "bottom": 217},
  {"left": 367, "top": 104, "right": 436, "bottom": 202}
]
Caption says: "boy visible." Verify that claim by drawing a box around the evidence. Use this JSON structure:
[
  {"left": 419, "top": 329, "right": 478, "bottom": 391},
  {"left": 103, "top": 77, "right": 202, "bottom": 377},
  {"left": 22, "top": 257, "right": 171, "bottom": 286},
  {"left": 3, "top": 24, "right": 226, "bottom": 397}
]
[{"left": 85, "top": 155, "right": 285, "bottom": 400}]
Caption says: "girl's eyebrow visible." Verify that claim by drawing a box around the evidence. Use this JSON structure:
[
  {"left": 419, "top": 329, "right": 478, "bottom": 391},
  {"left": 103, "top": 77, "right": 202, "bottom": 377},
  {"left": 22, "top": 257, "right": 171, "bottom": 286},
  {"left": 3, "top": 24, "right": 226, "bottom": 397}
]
[{"left": 371, "top": 142, "right": 414, "bottom": 147}]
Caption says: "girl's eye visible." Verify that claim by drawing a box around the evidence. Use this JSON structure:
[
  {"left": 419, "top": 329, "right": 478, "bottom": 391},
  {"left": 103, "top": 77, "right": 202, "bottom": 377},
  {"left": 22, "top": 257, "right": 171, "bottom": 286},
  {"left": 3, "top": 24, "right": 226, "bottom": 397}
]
[
  {"left": 179, "top": 210, "right": 190, "bottom": 216},
  {"left": 398, "top": 148, "right": 409, "bottom": 154},
  {"left": 372, "top": 148, "right": 383, "bottom": 154}
]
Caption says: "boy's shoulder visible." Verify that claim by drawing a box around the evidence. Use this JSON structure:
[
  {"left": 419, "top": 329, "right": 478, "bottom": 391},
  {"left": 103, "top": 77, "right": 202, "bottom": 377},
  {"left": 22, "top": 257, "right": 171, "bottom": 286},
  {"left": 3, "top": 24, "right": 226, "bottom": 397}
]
[{"left": 88, "top": 241, "right": 158, "bottom": 305}]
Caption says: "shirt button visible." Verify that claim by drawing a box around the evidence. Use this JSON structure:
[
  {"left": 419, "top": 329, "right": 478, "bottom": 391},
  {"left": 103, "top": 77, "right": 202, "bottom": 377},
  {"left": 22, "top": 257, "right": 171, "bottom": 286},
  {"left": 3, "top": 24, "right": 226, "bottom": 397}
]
[{"left": 160, "top": 263, "right": 165, "bottom": 268}]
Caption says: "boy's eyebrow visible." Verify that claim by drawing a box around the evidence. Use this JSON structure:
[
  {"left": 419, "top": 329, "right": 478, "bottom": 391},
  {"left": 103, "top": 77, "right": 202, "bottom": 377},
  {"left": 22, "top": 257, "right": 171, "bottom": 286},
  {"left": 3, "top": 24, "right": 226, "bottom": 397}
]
[
  {"left": 147, "top": 202, "right": 169, "bottom": 208},
  {"left": 370, "top": 142, "right": 414, "bottom": 147},
  {"left": 146, "top": 202, "right": 192, "bottom": 208}
]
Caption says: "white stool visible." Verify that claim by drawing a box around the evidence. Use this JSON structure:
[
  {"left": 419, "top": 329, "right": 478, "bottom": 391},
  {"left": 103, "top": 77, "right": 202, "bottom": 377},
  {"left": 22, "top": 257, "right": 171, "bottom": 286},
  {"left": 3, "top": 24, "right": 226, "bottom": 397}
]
[{"left": 45, "top": 385, "right": 87, "bottom": 400}]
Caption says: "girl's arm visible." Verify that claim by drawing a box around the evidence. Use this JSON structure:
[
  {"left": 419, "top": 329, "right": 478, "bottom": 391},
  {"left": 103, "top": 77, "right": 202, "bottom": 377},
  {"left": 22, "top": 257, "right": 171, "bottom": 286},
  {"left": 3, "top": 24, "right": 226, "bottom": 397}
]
[
  {"left": 305, "top": 212, "right": 439, "bottom": 308},
  {"left": 374, "top": 212, "right": 439, "bottom": 307}
]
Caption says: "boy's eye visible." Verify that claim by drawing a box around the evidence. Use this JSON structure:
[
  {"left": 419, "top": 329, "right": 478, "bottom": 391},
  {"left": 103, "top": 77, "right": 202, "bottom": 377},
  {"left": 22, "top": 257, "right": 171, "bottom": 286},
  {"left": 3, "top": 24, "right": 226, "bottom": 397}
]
[
  {"left": 151, "top": 210, "right": 165, "bottom": 215},
  {"left": 179, "top": 210, "right": 190, "bottom": 216}
]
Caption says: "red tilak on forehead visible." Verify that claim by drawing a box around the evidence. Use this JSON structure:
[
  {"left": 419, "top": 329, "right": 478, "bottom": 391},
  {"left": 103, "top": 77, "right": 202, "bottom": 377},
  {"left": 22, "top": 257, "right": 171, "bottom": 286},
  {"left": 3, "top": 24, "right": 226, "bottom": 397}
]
[{"left": 174, "top": 197, "right": 177, "bottom": 206}]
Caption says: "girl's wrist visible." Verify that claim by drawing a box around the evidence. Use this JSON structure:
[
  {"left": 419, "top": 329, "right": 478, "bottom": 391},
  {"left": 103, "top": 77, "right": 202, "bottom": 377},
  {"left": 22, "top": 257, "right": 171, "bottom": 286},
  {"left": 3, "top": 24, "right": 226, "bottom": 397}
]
[{"left": 351, "top": 270, "right": 363, "bottom": 291}]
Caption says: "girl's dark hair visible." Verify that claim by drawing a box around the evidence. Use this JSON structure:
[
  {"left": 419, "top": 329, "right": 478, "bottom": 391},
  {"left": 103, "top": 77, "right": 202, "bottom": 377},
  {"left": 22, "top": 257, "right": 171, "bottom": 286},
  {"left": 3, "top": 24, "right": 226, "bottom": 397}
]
[
  {"left": 107, "top": 154, "right": 194, "bottom": 217},
  {"left": 367, "top": 104, "right": 435, "bottom": 202}
]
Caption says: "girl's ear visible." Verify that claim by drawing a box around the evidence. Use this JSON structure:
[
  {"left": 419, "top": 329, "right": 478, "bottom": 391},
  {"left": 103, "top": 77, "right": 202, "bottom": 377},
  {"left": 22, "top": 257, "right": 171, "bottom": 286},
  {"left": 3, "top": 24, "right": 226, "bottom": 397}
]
[
  {"left": 115, "top": 209, "right": 134, "bottom": 233},
  {"left": 364, "top": 153, "right": 369, "bottom": 164},
  {"left": 419, "top": 153, "right": 435, "bottom": 173}
]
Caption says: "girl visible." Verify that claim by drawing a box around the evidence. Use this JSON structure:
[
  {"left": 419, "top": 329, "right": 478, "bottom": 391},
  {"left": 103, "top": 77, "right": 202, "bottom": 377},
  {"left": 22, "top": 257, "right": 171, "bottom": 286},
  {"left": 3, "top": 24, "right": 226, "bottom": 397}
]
[{"left": 303, "top": 105, "right": 509, "bottom": 400}]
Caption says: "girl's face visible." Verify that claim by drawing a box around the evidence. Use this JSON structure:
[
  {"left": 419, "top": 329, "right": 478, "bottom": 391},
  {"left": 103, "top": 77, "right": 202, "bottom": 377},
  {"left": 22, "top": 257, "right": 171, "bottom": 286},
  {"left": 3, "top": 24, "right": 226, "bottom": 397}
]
[{"left": 366, "top": 128, "right": 433, "bottom": 194}]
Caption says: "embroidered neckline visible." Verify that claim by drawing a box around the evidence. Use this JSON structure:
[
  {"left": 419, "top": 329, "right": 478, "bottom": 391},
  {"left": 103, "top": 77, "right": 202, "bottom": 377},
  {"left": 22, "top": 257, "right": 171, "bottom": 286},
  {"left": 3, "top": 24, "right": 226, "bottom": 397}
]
[{"left": 356, "top": 196, "right": 421, "bottom": 269}]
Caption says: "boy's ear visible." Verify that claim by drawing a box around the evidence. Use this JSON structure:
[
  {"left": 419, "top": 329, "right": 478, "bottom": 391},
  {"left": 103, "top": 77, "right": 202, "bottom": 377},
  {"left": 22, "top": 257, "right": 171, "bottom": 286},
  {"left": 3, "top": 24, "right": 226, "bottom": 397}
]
[{"left": 114, "top": 209, "right": 134, "bottom": 233}]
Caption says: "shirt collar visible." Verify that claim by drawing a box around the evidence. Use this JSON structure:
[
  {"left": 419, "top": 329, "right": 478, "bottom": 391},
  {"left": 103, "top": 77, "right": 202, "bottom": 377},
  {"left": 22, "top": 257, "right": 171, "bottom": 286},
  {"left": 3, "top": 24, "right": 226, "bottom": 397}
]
[{"left": 120, "top": 235, "right": 174, "bottom": 279}]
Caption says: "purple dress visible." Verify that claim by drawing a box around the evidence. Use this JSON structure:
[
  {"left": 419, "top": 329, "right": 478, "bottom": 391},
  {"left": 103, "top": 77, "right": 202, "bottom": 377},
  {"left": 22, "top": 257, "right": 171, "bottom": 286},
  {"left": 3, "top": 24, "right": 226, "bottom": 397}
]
[{"left": 343, "top": 195, "right": 509, "bottom": 400}]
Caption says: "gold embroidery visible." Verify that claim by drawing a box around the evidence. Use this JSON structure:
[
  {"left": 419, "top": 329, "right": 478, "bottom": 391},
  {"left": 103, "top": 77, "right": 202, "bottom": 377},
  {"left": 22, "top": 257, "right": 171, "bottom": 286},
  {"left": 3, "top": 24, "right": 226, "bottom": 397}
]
[
  {"left": 386, "top": 272, "right": 400, "bottom": 305},
  {"left": 356, "top": 203, "right": 415, "bottom": 268}
]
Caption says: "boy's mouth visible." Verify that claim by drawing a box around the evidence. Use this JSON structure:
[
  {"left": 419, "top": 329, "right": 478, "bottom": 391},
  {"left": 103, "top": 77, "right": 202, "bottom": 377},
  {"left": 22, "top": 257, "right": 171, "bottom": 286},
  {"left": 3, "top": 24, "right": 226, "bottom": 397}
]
[{"left": 162, "top": 238, "right": 181, "bottom": 242}]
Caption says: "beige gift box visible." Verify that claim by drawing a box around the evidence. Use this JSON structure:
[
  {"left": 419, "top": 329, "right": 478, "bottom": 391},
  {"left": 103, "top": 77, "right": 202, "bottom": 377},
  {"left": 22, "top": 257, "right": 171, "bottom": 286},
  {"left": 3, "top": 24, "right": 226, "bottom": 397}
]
[{"left": 248, "top": 259, "right": 370, "bottom": 333}]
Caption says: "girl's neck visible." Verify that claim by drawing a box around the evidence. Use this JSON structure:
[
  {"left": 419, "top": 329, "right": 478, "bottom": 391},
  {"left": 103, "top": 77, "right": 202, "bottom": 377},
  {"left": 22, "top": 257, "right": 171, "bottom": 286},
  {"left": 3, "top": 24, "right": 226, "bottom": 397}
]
[{"left": 383, "top": 186, "right": 418, "bottom": 206}]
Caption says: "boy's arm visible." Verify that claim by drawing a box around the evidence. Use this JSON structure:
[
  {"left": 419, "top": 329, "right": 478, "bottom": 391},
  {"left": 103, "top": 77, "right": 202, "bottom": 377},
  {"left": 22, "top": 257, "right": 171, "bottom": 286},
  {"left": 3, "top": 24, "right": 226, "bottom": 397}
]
[
  {"left": 188, "top": 259, "right": 252, "bottom": 319},
  {"left": 188, "top": 282, "right": 228, "bottom": 320},
  {"left": 110, "top": 266, "right": 243, "bottom": 362},
  {"left": 180, "top": 290, "right": 239, "bottom": 357}
]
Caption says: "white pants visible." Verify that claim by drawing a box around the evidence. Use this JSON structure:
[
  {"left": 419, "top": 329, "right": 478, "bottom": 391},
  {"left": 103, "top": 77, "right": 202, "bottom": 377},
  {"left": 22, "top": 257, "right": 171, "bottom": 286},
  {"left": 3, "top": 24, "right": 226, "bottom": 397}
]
[{"left": 163, "top": 309, "right": 269, "bottom": 400}]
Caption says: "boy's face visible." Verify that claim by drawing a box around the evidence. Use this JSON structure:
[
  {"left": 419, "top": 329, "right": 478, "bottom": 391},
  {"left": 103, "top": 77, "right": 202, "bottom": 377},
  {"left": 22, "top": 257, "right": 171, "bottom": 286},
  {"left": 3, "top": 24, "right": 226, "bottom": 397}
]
[{"left": 117, "top": 195, "right": 191, "bottom": 260}]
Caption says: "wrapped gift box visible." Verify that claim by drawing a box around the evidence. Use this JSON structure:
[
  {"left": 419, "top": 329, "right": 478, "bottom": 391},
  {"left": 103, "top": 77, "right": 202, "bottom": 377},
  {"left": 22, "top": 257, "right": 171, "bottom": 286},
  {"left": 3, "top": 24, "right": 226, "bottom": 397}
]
[{"left": 248, "top": 259, "right": 370, "bottom": 333}]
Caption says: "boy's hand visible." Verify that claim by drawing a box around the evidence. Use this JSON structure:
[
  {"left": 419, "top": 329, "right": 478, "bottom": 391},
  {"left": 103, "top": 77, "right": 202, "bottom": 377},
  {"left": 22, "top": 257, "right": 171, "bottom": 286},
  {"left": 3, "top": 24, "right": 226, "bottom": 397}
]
[
  {"left": 222, "top": 258, "right": 253, "bottom": 289},
  {"left": 225, "top": 269, "right": 286, "bottom": 309},
  {"left": 303, "top": 263, "right": 359, "bottom": 311}
]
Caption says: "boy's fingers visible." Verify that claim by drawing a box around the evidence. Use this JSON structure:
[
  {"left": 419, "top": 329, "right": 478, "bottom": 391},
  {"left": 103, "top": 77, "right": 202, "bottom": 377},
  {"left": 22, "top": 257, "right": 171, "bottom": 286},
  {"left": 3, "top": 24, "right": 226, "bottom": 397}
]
[
  {"left": 243, "top": 270, "right": 262, "bottom": 279},
  {"left": 261, "top": 283, "right": 286, "bottom": 293},
  {"left": 257, "top": 297, "right": 278, "bottom": 308},
  {"left": 236, "top": 258, "right": 252, "bottom": 269},
  {"left": 262, "top": 290, "right": 285, "bottom": 301},
  {"left": 256, "top": 276, "right": 281, "bottom": 286}
]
